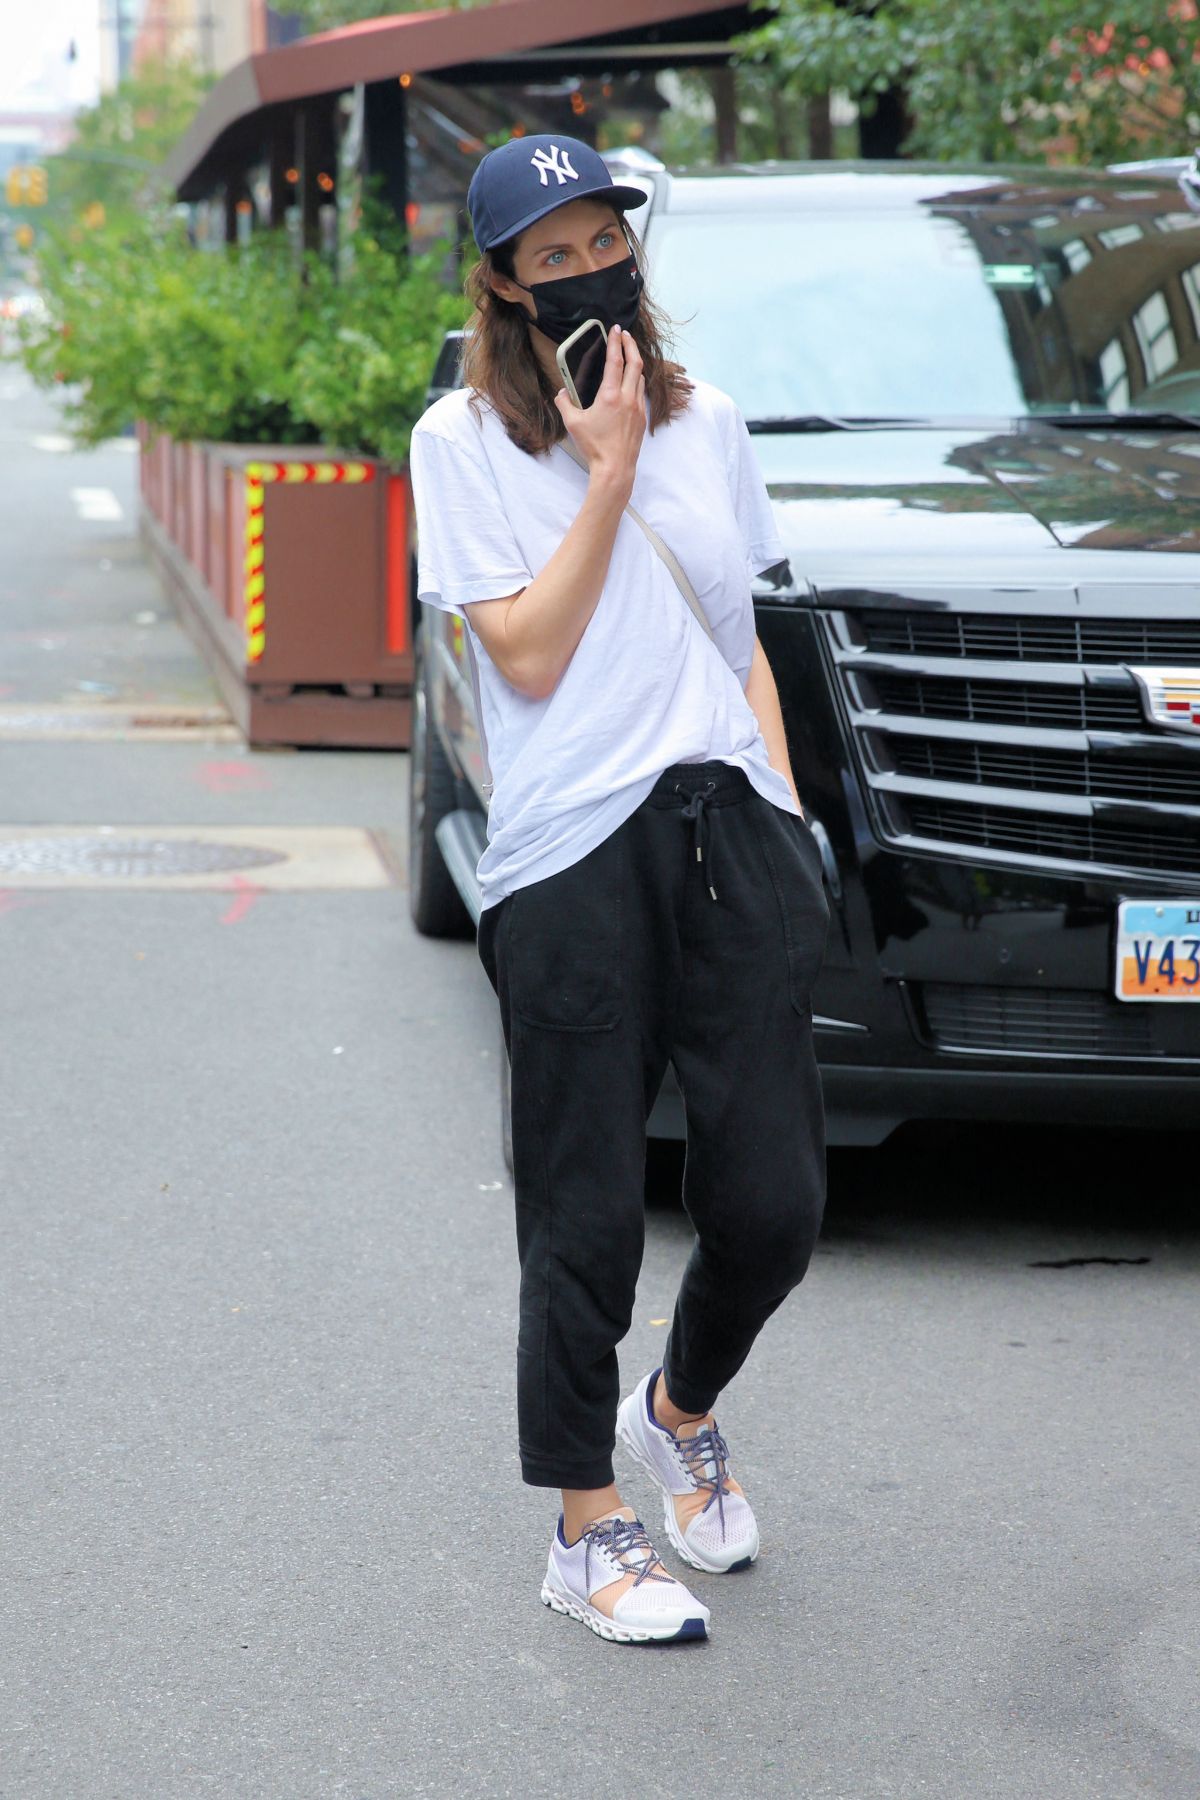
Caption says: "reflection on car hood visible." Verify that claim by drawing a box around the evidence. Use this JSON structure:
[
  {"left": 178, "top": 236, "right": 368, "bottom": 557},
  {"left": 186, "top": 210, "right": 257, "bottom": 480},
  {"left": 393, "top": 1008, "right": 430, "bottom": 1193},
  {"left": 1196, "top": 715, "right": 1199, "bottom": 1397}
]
[{"left": 753, "top": 423, "right": 1200, "bottom": 579}]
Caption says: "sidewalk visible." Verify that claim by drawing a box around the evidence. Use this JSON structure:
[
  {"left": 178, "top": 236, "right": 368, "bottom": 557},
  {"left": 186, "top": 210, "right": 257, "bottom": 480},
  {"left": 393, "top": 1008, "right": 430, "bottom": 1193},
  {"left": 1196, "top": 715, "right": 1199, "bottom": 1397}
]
[{"left": 0, "top": 372, "right": 518, "bottom": 1797}]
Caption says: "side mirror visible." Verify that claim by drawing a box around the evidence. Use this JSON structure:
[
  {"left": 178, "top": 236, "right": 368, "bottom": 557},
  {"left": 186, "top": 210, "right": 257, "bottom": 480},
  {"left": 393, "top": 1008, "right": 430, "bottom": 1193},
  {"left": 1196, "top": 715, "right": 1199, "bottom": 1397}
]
[{"left": 424, "top": 329, "right": 467, "bottom": 412}]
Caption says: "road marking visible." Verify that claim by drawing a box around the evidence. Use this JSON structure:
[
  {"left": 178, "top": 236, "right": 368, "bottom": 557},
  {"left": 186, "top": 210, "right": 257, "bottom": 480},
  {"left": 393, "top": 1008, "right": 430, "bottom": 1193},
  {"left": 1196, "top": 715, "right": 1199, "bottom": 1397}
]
[
  {"left": 32, "top": 434, "right": 136, "bottom": 454},
  {"left": 193, "top": 758, "right": 273, "bottom": 789},
  {"left": 70, "top": 486, "right": 124, "bottom": 522},
  {"left": 220, "top": 871, "right": 265, "bottom": 924},
  {"left": 0, "top": 826, "right": 394, "bottom": 889}
]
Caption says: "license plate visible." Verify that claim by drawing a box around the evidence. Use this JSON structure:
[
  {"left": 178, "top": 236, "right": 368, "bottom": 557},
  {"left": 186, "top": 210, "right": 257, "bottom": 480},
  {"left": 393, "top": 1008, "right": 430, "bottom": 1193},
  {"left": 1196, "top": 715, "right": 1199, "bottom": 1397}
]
[{"left": 1116, "top": 901, "right": 1200, "bottom": 1001}]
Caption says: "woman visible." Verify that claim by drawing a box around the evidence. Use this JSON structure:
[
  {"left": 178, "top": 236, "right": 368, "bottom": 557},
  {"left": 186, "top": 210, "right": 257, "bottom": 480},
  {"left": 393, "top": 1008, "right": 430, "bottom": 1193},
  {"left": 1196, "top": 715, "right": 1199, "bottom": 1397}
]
[{"left": 409, "top": 133, "right": 829, "bottom": 1645}]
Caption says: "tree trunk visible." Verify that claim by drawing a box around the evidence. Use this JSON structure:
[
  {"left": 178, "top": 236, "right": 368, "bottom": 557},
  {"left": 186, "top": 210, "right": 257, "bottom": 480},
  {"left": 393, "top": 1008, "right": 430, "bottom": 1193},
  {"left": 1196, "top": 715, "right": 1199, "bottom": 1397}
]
[
  {"left": 858, "top": 84, "right": 910, "bottom": 157},
  {"left": 770, "top": 89, "right": 796, "bottom": 161},
  {"left": 712, "top": 67, "right": 738, "bottom": 164},
  {"left": 807, "top": 91, "right": 833, "bottom": 159}
]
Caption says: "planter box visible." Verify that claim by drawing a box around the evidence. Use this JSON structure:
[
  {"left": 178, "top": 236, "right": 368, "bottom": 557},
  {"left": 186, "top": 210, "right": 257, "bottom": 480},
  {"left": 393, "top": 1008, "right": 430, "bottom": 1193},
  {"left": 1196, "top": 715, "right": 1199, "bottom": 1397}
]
[
  {"left": 171, "top": 440, "right": 190, "bottom": 555},
  {"left": 139, "top": 429, "right": 414, "bottom": 749},
  {"left": 159, "top": 432, "right": 174, "bottom": 532},
  {"left": 205, "top": 445, "right": 230, "bottom": 618},
  {"left": 136, "top": 421, "right": 150, "bottom": 507},
  {"left": 140, "top": 425, "right": 167, "bottom": 522},
  {"left": 185, "top": 442, "right": 209, "bottom": 578}
]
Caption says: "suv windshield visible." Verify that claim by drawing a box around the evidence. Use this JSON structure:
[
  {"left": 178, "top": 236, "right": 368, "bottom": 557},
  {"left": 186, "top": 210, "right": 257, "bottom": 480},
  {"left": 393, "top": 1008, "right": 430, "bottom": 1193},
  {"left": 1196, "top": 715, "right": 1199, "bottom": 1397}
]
[{"left": 646, "top": 196, "right": 1200, "bottom": 425}]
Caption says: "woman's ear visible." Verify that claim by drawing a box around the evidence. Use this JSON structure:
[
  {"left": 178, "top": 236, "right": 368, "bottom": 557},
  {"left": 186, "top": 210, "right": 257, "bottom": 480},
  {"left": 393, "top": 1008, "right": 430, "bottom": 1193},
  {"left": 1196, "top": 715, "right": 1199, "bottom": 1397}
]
[{"left": 490, "top": 276, "right": 533, "bottom": 319}]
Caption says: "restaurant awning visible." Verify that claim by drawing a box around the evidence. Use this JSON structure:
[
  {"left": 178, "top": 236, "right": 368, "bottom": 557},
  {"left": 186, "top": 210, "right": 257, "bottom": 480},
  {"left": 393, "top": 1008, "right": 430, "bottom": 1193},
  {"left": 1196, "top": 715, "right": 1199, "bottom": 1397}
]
[{"left": 165, "top": 0, "right": 758, "bottom": 201}]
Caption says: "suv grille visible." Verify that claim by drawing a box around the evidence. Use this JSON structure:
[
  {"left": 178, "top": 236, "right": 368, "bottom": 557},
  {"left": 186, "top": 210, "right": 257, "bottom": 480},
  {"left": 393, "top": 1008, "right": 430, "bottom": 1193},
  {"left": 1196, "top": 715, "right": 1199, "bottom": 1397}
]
[
  {"left": 920, "top": 983, "right": 1155, "bottom": 1056},
  {"left": 889, "top": 738, "right": 1200, "bottom": 807},
  {"left": 869, "top": 672, "right": 1143, "bottom": 731},
  {"left": 828, "top": 600, "right": 1200, "bottom": 882},
  {"left": 901, "top": 799, "right": 1200, "bottom": 878},
  {"left": 862, "top": 611, "right": 1200, "bottom": 665}
]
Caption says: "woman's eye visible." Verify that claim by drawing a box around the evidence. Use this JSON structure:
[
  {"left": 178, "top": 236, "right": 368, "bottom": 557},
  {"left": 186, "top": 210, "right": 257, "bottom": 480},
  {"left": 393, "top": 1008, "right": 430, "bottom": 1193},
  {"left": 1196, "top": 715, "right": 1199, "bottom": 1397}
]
[
  {"left": 598, "top": 233, "right": 614, "bottom": 248},
  {"left": 546, "top": 250, "right": 566, "bottom": 266}
]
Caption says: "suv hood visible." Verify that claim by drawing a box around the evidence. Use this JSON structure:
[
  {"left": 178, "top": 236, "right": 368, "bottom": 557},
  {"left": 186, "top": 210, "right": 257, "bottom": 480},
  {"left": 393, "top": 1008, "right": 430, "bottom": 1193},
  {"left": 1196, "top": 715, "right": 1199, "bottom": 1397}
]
[{"left": 753, "top": 422, "right": 1200, "bottom": 586}]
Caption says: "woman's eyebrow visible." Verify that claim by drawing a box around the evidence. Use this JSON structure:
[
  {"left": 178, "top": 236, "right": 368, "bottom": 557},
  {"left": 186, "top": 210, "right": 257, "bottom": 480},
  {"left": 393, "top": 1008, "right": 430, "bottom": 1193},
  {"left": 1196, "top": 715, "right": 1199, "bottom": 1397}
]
[{"left": 529, "top": 223, "right": 619, "bottom": 255}]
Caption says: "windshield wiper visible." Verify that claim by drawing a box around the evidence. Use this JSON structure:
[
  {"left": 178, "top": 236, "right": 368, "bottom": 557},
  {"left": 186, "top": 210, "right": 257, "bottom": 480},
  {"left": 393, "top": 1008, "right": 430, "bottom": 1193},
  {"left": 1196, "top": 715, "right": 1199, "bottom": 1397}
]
[
  {"left": 747, "top": 409, "right": 1200, "bottom": 434},
  {"left": 1034, "top": 409, "right": 1200, "bottom": 430},
  {"left": 745, "top": 414, "right": 932, "bottom": 433}
]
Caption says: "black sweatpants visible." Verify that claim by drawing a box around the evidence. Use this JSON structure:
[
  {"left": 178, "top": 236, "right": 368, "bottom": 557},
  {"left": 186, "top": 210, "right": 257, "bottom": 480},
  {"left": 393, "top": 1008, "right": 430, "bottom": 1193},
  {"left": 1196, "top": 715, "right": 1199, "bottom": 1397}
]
[{"left": 477, "top": 760, "right": 830, "bottom": 1490}]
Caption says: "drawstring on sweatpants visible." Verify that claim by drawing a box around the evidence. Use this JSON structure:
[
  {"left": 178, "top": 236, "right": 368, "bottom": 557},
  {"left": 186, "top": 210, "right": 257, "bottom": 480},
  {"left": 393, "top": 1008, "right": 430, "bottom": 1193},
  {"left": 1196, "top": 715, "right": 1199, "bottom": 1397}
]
[{"left": 675, "top": 779, "right": 719, "bottom": 902}]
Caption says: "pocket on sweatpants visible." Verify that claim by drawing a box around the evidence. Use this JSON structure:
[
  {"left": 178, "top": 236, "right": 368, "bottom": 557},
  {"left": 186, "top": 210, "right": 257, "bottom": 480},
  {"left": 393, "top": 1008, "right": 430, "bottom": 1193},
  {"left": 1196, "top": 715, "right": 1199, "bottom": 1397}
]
[
  {"left": 751, "top": 801, "right": 830, "bottom": 1012},
  {"left": 505, "top": 834, "right": 625, "bottom": 1032}
]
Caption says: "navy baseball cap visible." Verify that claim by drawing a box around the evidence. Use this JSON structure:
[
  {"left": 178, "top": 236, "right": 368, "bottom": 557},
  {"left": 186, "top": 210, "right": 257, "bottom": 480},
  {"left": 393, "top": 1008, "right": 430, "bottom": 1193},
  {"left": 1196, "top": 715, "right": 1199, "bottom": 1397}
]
[{"left": 468, "top": 133, "right": 648, "bottom": 253}]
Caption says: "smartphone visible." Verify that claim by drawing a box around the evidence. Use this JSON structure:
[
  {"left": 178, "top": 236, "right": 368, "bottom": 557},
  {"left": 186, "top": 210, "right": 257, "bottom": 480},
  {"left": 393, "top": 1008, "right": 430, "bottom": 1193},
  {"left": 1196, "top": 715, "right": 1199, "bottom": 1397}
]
[{"left": 556, "top": 317, "right": 610, "bottom": 410}]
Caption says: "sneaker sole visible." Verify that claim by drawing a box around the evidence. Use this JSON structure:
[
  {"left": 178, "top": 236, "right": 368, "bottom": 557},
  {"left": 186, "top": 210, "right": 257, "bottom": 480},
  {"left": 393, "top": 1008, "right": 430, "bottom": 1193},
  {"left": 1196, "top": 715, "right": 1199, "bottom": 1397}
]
[
  {"left": 616, "top": 1402, "right": 761, "bottom": 1576},
  {"left": 540, "top": 1581, "right": 708, "bottom": 1644}
]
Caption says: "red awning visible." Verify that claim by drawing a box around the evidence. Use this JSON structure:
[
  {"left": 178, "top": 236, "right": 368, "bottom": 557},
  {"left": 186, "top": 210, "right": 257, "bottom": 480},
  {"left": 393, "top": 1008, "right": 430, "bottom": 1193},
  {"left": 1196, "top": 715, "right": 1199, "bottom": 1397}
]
[{"left": 166, "top": 0, "right": 749, "bottom": 197}]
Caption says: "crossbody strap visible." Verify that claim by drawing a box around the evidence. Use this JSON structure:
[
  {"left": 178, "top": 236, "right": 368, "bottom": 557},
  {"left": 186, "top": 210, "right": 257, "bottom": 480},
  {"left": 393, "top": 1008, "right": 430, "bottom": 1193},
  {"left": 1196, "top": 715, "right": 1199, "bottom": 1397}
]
[
  {"left": 462, "top": 627, "right": 494, "bottom": 800},
  {"left": 557, "top": 437, "right": 716, "bottom": 642}
]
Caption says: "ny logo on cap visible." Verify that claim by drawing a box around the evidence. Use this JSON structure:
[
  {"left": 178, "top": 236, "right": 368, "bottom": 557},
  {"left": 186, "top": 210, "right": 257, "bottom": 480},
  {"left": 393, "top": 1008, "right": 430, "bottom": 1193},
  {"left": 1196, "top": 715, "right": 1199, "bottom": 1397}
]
[{"left": 530, "top": 144, "right": 579, "bottom": 187}]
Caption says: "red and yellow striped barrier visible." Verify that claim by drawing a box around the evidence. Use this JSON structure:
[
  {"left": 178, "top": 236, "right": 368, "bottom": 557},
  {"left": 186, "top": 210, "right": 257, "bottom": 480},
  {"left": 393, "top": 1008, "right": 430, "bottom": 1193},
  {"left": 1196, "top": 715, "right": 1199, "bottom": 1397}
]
[{"left": 242, "top": 460, "right": 375, "bottom": 663}]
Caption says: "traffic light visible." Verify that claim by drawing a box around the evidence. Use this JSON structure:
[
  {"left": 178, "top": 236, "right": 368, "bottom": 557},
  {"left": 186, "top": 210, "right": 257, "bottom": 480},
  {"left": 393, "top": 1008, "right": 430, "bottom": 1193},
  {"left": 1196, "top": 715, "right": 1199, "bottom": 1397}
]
[
  {"left": 14, "top": 223, "right": 35, "bottom": 250},
  {"left": 4, "top": 166, "right": 48, "bottom": 207}
]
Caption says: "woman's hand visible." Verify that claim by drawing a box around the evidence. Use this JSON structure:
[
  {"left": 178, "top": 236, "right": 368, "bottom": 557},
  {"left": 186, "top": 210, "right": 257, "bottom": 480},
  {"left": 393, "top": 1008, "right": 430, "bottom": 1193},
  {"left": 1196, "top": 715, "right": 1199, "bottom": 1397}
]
[{"left": 555, "top": 325, "right": 646, "bottom": 497}]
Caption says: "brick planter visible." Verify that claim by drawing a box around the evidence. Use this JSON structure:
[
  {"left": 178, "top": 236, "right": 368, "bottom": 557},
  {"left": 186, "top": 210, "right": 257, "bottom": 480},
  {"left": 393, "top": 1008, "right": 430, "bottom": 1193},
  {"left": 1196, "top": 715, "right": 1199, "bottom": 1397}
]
[
  {"left": 185, "top": 442, "right": 209, "bottom": 578},
  {"left": 139, "top": 430, "right": 414, "bottom": 748}
]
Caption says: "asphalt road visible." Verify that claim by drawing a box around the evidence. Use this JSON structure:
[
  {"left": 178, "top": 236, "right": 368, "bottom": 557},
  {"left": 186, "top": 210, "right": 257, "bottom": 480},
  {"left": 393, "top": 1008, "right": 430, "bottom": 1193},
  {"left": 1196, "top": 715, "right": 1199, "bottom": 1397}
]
[{"left": 2, "top": 362, "right": 1198, "bottom": 1800}]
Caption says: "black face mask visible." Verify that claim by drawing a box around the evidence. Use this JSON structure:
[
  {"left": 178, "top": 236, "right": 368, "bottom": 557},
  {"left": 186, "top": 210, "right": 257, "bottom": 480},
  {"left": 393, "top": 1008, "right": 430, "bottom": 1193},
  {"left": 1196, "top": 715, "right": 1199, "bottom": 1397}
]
[{"left": 513, "top": 251, "right": 645, "bottom": 345}]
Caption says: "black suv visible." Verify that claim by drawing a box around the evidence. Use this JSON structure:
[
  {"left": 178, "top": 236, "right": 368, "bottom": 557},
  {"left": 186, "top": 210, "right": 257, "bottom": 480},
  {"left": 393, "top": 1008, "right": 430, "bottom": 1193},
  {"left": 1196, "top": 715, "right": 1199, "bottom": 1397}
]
[{"left": 410, "top": 154, "right": 1200, "bottom": 1148}]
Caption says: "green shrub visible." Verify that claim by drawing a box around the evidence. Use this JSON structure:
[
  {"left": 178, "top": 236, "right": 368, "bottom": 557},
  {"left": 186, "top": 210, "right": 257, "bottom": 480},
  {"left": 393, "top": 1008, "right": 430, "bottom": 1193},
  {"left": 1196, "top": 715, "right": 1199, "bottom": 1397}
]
[
  {"left": 292, "top": 219, "right": 469, "bottom": 463},
  {"left": 13, "top": 202, "right": 470, "bottom": 462}
]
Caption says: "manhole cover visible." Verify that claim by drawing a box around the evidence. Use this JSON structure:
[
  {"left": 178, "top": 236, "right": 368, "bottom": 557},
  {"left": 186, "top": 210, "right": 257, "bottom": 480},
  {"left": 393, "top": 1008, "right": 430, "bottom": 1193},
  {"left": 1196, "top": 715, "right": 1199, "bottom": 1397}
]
[{"left": 0, "top": 836, "right": 290, "bottom": 877}]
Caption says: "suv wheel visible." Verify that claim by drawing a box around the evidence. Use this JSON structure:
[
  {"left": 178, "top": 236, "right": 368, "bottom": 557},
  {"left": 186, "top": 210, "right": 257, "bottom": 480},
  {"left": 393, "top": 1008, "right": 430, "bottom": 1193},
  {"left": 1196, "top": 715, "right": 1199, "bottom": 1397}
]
[{"left": 409, "top": 621, "right": 472, "bottom": 938}]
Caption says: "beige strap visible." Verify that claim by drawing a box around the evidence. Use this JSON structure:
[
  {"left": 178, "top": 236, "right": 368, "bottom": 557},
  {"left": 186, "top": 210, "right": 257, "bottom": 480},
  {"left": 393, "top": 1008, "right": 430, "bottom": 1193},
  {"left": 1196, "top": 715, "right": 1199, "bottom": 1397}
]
[{"left": 558, "top": 437, "right": 715, "bottom": 642}]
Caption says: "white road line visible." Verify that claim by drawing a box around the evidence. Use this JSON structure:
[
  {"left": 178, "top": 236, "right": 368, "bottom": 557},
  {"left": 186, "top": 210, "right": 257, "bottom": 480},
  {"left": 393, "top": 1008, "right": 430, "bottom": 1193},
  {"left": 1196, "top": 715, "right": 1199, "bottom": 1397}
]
[
  {"left": 70, "top": 487, "right": 124, "bottom": 522},
  {"left": 33, "top": 433, "right": 137, "bottom": 455}
]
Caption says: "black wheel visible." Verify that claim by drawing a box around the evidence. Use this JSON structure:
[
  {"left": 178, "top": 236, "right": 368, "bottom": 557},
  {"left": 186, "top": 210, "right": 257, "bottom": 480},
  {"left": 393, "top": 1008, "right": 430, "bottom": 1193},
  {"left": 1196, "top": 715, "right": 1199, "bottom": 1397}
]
[
  {"left": 500, "top": 1020, "right": 514, "bottom": 1177},
  {"left": 409, "top": 620, "right": 473, "bottom": 938}
]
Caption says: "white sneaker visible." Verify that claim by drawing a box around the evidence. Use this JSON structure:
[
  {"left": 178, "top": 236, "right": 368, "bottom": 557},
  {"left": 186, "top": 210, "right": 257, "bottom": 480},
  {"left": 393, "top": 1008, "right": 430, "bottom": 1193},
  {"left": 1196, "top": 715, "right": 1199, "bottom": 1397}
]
[
  {"left": 540, "top": 1508, "right": 711, "bottom": 1644},
  {"left": 616, "top": 1368, "right": 760, "bottom": 1574}
]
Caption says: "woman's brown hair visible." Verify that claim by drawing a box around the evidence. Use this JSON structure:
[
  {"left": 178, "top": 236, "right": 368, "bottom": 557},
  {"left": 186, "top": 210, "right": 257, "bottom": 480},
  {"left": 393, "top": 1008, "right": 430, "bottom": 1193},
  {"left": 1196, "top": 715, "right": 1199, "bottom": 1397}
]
[{"left": 460, "top": 216, "right": 693, "bottom": 456}]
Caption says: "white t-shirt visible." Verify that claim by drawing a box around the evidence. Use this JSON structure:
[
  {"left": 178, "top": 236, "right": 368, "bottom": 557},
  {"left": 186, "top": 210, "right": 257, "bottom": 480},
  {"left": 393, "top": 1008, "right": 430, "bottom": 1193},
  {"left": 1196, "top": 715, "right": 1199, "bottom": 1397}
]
[{"left": 408, "top": 375, "right": 795, "bottom": 911}]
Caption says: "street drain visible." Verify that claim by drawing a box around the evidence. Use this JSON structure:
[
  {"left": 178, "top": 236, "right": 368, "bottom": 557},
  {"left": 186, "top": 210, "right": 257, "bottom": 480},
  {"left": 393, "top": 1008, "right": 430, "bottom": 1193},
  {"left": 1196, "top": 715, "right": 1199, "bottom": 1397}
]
[
  {"left": 0, "top": 826, "right": 393, "bottom": 888},
  {"left": 0, "top": 836, "right": 289, "bottom": 877}
]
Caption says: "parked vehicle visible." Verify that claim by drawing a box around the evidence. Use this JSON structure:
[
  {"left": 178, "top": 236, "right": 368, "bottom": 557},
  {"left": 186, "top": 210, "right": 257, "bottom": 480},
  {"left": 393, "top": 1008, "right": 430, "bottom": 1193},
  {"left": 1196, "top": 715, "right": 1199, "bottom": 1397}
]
[{"left": 411, "top": 153, "right": 1200, "bottom": 1150}]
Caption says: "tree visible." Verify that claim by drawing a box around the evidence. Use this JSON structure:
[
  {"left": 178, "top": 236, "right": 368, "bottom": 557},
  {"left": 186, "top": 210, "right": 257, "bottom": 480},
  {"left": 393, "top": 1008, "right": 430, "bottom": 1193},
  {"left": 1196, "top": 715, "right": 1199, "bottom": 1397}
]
[
  {"left": 738, "top": 0, "right": 1200, "bottom": 164},
  {"left": 46, "top": 60, "right": 212, "bottom": 224},
  {"left": 13, "top": 199, "right": 468, "bottom": 459}
]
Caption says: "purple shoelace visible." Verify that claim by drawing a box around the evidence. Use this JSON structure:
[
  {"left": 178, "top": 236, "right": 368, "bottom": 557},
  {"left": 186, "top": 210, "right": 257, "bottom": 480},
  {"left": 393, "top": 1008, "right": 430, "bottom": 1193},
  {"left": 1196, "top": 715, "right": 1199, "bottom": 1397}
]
[
  {"left": 677, "top": 1425, "right": 734, "bottom": 1536},
  {"left": 582, "top": 1515, "right": 674, "bottom": 1591}
]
